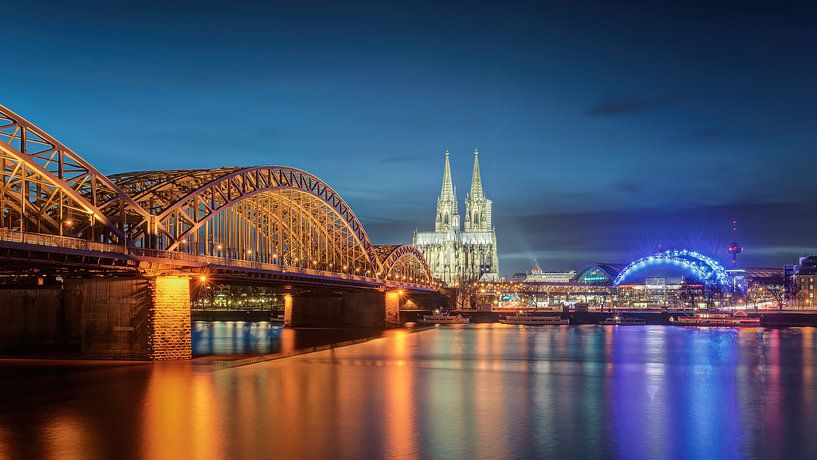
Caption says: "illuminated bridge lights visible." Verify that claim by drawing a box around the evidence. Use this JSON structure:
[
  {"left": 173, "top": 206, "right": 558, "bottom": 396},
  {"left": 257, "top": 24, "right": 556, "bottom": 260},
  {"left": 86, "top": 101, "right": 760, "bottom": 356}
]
[
  {"left": 0, "top": 104, "right": 435, "bottom": 289},
  {"left": 614, "top": 249, "right": 730, "bottom": 288}
]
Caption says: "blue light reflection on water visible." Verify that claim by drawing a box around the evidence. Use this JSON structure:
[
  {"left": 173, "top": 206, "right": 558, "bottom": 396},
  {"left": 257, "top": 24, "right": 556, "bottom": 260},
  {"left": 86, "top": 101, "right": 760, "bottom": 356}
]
[
  {"left": 2, "top": 324, "right": 817, "bottom": 459},
  {"left": 191, "top": 320, "right": 282, "bottom": 356}
]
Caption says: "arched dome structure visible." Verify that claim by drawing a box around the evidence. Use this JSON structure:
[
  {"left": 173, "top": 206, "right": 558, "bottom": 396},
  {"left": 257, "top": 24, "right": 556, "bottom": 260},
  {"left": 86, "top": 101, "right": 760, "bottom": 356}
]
[{"left": 613, "top": 249, "right": 729, "bottom": 287}]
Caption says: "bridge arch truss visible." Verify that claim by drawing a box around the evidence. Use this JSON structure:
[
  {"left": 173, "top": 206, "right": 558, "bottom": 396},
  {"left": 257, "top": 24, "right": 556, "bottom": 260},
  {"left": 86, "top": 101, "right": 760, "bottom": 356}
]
[
  {"left": 375, "top": 245, "right": 434, "bottom": 285},
  {"left": 0, "top": 105, "right": 148, "bottom": 243},
  {"left": 0, "top": 104, "right": 434, "bottom": 286}
]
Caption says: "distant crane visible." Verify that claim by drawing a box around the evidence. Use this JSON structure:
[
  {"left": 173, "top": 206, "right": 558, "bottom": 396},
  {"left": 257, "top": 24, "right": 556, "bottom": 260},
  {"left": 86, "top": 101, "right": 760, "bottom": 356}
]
[{"left": 727, "top": 220, "right": 743, "bottom": 266}]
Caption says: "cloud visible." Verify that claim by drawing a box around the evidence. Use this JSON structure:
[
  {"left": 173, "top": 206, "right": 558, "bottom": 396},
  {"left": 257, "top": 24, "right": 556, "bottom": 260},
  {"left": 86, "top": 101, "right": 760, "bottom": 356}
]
[{"left": 585, "top": 96, "right": 668, "bottom": 117}]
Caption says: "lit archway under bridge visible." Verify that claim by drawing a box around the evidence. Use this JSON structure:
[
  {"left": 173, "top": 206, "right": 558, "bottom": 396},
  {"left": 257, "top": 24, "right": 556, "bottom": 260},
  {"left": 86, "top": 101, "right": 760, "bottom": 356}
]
[{"left": 613, "top": 249, "right": 730, "bottom": 288}]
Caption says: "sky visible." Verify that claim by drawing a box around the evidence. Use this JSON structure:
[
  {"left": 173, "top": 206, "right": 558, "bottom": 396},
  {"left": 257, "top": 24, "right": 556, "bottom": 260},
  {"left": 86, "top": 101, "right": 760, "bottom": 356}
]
[{"left": 2, "top": 0, "right": 816, "bottom": 275}]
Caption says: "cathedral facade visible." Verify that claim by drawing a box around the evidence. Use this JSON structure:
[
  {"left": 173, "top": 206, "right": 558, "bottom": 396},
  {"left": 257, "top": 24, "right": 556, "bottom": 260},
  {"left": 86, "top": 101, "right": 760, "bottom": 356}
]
[{"left": 413, "top": 149, "right": 500, "bottom": 285}]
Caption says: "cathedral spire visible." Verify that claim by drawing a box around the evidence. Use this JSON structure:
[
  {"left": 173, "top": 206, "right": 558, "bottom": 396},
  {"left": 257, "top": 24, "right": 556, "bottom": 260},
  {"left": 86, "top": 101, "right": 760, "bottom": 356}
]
[
  {"left": 435, "top": 149, "right": 459, "bottom": 232},
  {"left": 440, "top": 148, "right": 455, "bottom": 200},
  {"left": 469, "top": 147, "right": 483, "bottom": 199},
  {"left": 464, "top": 147, "right": 492, "bottom": 232}
]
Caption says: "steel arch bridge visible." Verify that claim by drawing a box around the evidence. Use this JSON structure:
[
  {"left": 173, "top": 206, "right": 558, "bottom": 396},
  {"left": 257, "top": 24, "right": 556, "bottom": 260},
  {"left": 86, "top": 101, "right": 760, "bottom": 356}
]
[
  {"left": 0, "top": 104, "right": 433, "bottom": 289},
  {"left": 375, "top": 245, "right": 434, "bottom": 284},
  {"left": 613, "top": 249, "right": 729, "bottom": 288}
]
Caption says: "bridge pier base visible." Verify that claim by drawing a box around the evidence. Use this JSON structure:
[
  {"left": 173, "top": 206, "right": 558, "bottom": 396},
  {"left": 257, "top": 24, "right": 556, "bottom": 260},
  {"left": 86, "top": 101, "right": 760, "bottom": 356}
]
[
  {"left": 286, "top": 290, "right": 402, "bottom": 328},
  {"left": 65, "top": 275, "right": 191, "bottom": 360},
  {"left": 146, "top": 276, "right": 191, "bottom": 360}
]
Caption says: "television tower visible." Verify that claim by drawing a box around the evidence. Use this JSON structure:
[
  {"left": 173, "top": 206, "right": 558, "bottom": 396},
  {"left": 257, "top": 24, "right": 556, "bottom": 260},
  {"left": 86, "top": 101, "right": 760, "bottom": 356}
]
[{"left": 727, "top": 220, "right": 743, "bottom": 266}]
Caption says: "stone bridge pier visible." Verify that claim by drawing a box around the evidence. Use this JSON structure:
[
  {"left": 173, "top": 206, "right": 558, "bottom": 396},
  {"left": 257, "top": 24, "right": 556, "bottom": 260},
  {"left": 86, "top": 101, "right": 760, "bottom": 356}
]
[
  {"left": 284, "top": 289, "right": 448, "bottom": 328},
  {"left": 0, "top": 275, "right": 445, "bottom": 360},
  {"left": 59, "top": 275, "right": 192, "bottom": 360},
  {"left": 284, "top": 289, "right": 407, "bottom": 328},
  {"left": 0, "top": 275, "right": 191, "bottom": 360}
]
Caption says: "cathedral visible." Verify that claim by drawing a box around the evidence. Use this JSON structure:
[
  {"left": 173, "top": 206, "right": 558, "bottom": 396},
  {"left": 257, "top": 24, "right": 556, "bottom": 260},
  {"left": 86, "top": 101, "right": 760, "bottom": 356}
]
[{"left": 413, "top": 149, "right": 500, "bottom": 285}]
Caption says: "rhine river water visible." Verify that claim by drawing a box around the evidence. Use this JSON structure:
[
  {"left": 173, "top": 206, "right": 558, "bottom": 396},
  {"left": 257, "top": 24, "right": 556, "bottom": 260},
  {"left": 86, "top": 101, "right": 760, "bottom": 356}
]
[{"left": 1, "top": 323, "right": 817, "bottom": 459}]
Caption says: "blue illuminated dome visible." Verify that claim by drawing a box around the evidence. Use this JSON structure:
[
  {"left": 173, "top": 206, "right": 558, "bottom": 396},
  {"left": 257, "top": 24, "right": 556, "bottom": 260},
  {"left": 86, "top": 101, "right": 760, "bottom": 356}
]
[{"left": 614, "top": 249, "right": 729, "bottom": 287}]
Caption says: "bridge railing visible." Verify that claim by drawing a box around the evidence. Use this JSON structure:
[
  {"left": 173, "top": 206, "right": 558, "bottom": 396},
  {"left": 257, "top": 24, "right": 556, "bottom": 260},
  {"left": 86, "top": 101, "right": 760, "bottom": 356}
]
[
  {"left": 130, "top": 247, "right": 386, "bottom": 284},
  {"left": 0, "top": 228, "right": 124, "bottom": 254},
  {"left": 131, "top": 248, "right": 433, "bottom": 289},
  {"left": 0, "top": 229, "right": 434, "bottom": 289}
]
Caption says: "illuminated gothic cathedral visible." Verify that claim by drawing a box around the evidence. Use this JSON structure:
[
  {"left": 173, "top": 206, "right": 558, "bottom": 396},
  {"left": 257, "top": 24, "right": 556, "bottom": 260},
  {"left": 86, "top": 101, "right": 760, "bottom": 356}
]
[{"left": 413, "top": 149, "right": 500, "bottom": 285}]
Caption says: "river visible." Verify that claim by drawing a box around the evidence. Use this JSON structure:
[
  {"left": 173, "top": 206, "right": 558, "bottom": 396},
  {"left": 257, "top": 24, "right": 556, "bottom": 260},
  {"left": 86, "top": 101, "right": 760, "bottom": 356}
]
[{"left": 1, "top": 323, "right": 816, "bottom": 459}]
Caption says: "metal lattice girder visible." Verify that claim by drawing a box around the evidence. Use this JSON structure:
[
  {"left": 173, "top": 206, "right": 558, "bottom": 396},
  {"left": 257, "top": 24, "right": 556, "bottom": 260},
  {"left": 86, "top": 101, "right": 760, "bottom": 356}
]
[
  {"left": 0, "top": 104, "right": 149, "bottom": 243},
  {"left": 375, "top": 244, "right": 433, "bottom": 283},
  {"left": 108, "top": 168, "right": 240, "bottom": 215},
  {"left": 210, "top": 190, "right": 374, "bottom": 274},
  {"left": 117, "top": 166, "right": 382, "bottom": 272},
  {"left": 0, "top": 104, "right": 434, "bottom": 286}
]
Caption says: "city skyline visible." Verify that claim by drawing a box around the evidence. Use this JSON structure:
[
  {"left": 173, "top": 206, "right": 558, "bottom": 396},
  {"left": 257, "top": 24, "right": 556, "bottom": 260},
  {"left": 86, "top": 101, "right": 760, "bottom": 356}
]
[
  {"left": 3, "top": 1, "right": 816, "bottom": 274},
  {"left": 4, "top": 3, "right": 817, "bottom": 459}
]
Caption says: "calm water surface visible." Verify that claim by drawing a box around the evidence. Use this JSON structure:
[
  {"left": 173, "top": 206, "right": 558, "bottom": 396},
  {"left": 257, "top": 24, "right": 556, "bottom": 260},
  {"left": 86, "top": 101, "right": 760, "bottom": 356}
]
[
  {"left": 1, "top": 324, "right": 816, "bottom": 459},
  {"left": 190, "top": 320, "right": 384, "bottom": 357}
]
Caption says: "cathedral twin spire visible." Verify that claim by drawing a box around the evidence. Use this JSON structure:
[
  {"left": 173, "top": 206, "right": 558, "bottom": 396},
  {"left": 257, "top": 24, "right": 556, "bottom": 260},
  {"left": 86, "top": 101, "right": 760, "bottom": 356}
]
[
  {"left": 435, "top": 148, "right": 491, "bottom": 232},
  {"left": 469, "top": 148, "right": 484, "bottom": 200},
  {"left": 435, "top": 149, "right": 459, "bottom": 232},
  {"left": 417, "top": 147, "right": 501, "bottom": 284}
]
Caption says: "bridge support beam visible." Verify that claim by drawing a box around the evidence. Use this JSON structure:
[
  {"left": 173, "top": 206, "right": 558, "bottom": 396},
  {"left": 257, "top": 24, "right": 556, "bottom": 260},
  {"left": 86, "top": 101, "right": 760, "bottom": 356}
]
[
  {"left": 287, "top": 290, "right": 403, "bottom": 328},
  {"left": 385, "top": 290, "right": 400, "bottom": 326}
]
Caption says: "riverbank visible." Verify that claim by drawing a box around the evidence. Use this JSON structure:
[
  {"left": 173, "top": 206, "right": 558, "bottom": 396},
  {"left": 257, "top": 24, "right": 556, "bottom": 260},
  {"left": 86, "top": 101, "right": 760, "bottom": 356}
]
[{"left": 445, "top": 310, "right": 817, "bottom": 327}]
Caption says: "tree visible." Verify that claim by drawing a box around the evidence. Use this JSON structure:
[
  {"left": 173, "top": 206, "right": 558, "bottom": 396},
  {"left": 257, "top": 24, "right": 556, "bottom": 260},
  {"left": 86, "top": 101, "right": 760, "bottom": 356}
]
[
  {"left": 766, "top": 284, "right": 787, "bottom": 311},
  {"left": 745, "top": 286, "right": 762, "bottom": 310},
  {"left": 703, "top": 284, "right": 723, "bottom": 309},
  {"left": 680, "top": 284, "right": 698, "bottom": 309}
]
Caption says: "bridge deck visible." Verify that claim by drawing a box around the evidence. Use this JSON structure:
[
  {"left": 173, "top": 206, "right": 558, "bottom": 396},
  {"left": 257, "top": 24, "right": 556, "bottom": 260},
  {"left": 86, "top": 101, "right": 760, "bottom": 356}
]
[{"left": 0, "top": 229, "right": 434, "bottom": 292}]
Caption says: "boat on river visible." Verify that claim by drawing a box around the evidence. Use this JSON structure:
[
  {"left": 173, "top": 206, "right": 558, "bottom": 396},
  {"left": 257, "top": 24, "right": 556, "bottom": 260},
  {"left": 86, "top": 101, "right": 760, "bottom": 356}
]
[
  {"left": 599, "top": 315, "right": 646, "bottom": 326},
  {"left": 500, "top": 314, "right": 569, "bottom": 325},
  {"left": 669, "top": 310, "right": 761, "bottom": 327},
  {"left": 418, "top": 313, "right": 470, "bottom": 325}
]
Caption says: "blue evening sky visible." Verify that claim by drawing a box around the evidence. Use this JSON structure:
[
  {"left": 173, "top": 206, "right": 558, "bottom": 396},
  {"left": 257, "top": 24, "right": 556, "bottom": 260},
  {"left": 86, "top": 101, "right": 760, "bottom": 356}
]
[{"left": 2, "top": 0, "right": 816, "bottom": 274}]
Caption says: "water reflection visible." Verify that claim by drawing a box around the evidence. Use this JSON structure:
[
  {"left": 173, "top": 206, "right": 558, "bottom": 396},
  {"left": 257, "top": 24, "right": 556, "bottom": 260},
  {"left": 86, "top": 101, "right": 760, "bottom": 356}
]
[
  {"left": 192, "top": 320, "right": 283, "bottom": 356},
  {"left": 191, "top": 321, "right": 383, "bottom": 357},
  {"left": 1, "top": 325, "right": 817, "bottom": 459}
]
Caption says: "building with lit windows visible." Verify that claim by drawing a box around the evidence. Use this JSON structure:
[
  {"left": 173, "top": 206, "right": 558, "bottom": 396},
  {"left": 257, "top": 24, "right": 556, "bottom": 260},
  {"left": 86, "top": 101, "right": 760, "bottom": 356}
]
[
  {"left": 512, "top": 260, "right": 576, "bottom": 283},
  {"left": 475, "top": 250, "right": 792, "bottom": 311},
  {"left": 791, "top": 256, "right": 817, "bottom": 309},
  {"left": 413, "top": 149, "right": 500, "bottom": 285}
]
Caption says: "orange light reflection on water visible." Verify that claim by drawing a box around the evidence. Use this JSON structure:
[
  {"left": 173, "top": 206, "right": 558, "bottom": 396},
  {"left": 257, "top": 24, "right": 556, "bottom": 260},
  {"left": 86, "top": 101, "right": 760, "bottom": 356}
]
[{"left": 384, "top": 329, "right": 417, "bottom": 458}]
